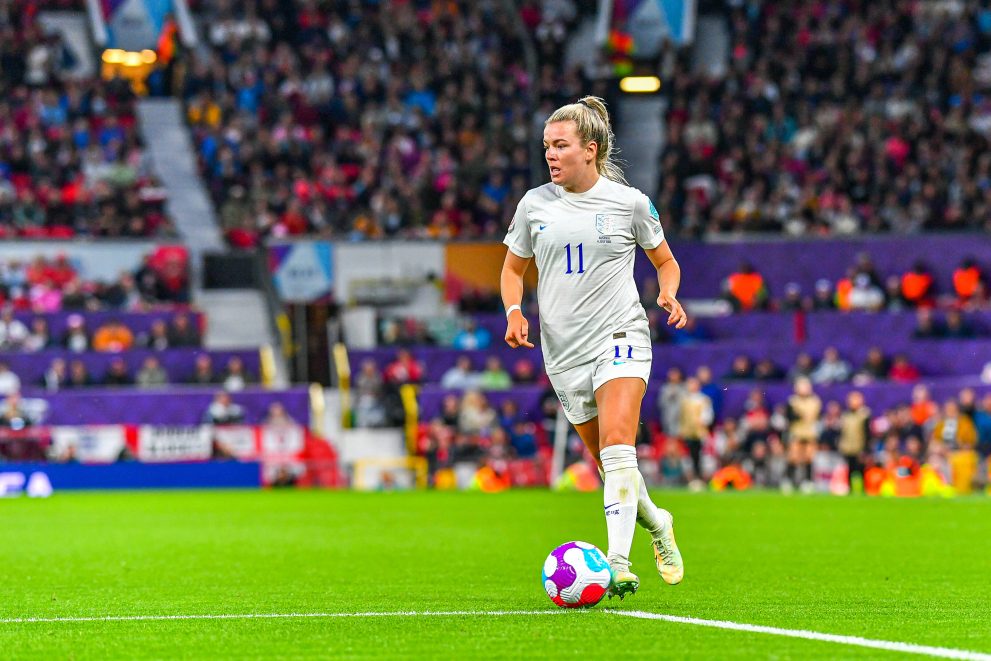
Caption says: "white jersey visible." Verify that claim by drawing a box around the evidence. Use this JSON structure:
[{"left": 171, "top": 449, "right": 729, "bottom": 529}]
[{"left": 503, "top": 176, "right": 665, "bottom": 374}]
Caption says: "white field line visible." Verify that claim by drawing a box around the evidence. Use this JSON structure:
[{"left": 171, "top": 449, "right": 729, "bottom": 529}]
[
  {"left": 2, "top": 608, "right": 989, "bottom": 660},
  {"left": 609, "top": 610, "right": 991, "bottom": 661}
]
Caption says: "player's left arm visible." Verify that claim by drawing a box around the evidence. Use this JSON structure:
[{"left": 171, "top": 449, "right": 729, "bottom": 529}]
[{"left": 643, "top": 241, "right": 687, "bottom": 329}]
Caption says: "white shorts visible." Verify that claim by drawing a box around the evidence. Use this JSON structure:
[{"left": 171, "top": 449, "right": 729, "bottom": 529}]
[{"left": 547, "top": 341, "right": 652, "bottom": 425}]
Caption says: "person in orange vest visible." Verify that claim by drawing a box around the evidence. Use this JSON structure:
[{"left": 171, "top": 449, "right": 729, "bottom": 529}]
[
  {"left": 724, "top": 261, "right": 769, "bottom": 312},
  {"left": 952, "top": 257, "right": 983, "bottom": 304},
  {"left": 834, "top": 268, "right": 854, "bottom": 311},
  {"left": 901, "top": 261, "right": 934, "bottom": 307}
]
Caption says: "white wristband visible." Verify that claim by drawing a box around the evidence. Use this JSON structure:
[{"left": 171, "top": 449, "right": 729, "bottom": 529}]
[{"left": 505, "top": 304, "right": 522, "bottom": 318}]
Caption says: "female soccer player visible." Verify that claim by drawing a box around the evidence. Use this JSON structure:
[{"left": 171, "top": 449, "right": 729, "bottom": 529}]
[{"left": 500, "top": 96, "right": 685, "bottom": 599}]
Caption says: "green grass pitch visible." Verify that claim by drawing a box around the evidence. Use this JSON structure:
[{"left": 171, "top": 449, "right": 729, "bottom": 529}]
[{"left": 3, "top": 489, "right": 991, "bottom": 659}]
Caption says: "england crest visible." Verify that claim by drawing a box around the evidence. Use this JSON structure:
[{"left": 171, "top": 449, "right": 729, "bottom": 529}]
[{"left": 595, "top": 213, "right": 615, "bottom": 235}]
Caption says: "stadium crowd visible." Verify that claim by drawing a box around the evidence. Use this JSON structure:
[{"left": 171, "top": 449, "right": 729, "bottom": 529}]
[
  {"left": 184, "top": 0, "right": 544, "bottom": 247},
  {"left": 0, "top": 3, "right": 174, "bottom": 238},
  {"left": 658, "top": 0, "right": 991, "bottom": 236}
]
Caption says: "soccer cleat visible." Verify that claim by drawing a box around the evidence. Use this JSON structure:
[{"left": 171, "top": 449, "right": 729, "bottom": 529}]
[
  {"left": 607, "top": 568, "right": 639, "bottom": 600},
  {"left": 651, "top": 510, "right": 684, "bottom": 585}
]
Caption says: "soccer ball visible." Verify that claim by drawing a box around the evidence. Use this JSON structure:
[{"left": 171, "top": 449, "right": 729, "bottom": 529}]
[{"left": 541, "top": 541, "right": 611, "bottom": 608}]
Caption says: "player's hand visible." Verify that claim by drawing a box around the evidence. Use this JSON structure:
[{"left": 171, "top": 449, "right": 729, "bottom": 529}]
[
  {"left": 505, "top": 310, "right": 535, "bottom": 349},
  {"left": 657, "top": 293, "right": 688, "bottom": 329}
]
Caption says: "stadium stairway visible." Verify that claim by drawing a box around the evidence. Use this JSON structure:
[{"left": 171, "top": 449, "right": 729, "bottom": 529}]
[
  {"left": 199, "top": 289, "right": 288, "bottom": 386},
  {"left": 137, "top": 98, "right": 224, "bottom": 289}
]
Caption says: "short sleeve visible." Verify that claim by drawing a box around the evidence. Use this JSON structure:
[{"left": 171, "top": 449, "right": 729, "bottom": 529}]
[
  {"left": 632, "top": 193, "right": 665, "bottom": 249},
  {"left": 503, "top": 196, "right": 533, "bottom": 258}
]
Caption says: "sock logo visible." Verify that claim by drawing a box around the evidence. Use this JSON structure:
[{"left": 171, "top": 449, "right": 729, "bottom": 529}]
[{"left": 604, "top": 501, "right": 620, "bottom": 516}]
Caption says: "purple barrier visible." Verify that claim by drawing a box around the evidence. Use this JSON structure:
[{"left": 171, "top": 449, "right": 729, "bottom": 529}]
[
  {"left": 5, "top": 348, "right": 258, "bottom": 385},
  {"left": 12, "top": 310, "right": 204, "bottom": 338},
  {"left": 351, "top": 337, "right": 991, "bottom": 384},
  {"left": 634, "top": 234, "right": 991, "bottom": 299},
  {"left": 417, "top": 385, "right": 547, "bottom": 422},
  {"left": 418, "top": 378, "right": 991, "bottom": 428},
  {"left": 472, "top": 310, "right": 991, "bottom": 346},
  {"left": 32, "top": 387, "right": 310, "bottom": 425}
]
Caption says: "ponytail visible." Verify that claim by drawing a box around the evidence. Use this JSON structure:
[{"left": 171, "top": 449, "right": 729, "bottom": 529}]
[{"left": 545, "top": 95, "right": 627, "bottom": 185}]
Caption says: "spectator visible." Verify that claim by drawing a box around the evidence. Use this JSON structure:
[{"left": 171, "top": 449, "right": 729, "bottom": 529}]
[
  {"left": 0, "top": 392, "right": 32, "bottom": 429},
  {"left": 440, "top": 394, "right": 461, "bottom": 428},
  {"left": 931, "top": 400, "right": 978, "bottom": 494},
  {"left": 0, "top": 362, "right": 21, "bottom": 395},
  {"left": 22, "top": 318, "right": 53, "bottom": 352},
  {"left": 811, "top": 347, "right": 851, "bottom": 385},
  {"left": 848, "top": 274, "right": 884, "bottom": 312},
  {"left": 787, "top": 353, "right": 815, "bottom": 383},
  {"left": 0, "top": 308, "right": 28, "bottom": 350},
  {"left": 384, "top": 349, "right": 424, "bottom": 386},
  {"left": 888, "top": 354, "right": 921, "bottom": 383},
  {"left": 724, "top": 262, "right": 769, "bottom": 312},
  {"left": 264, "top": 402, "right": 296, "bottom": 426},
  {"left": 92, "top": 319, "right": 135, "bottom": 352},
  {"left": 203, "top": 391, "right": 245, "bottom": 425},
  {"left": 838, "top": 391, "right": 871, "bottom": 491},
  {"left": 63, "top": 314, "right": 89, "bottom": 352},
  {"left": 811, "top": 280, "right": 835, "bottom": 310},
  {"left": 696, "top": 366, "right": 723, "bottom": 420},
  {"left": 725, "top": 354, "right": 754, "bottom": 380},
  {"left": 136, "top": 356, "right": 169, "bottom": 388},
  {"left": 753, "top": 359, "right": 784, "bottom": 381},
  {"left": 884, "top": 276, "right": 908, "bottom": 312},
  {"left": 953, "top": 258, "right": 984, "bottom": 305},
  {"left": 901, "top": 262, "right": 934, "bottom": 308},
  {"left": 658, "top": 437, "right": 693, "bottom": 486},
  {"left": 974, "top": 394, "right": 991, "bottom": 458},
  {"left": 658, "top": 367, "right": 686, "bottom": 438},
  {"left": 511, "top": 358, "right": 538, "bottom": 384},
  {"left": 910, "top": 385, "right": 938, "bottom": 427},
  {"left": 168, "top": 313, "right": 201, "bottom": 347},
  {"left": 103, "top": 357, "right": 132, "bottom": 386},
  {"left": 66, "top": 360, "right": 91, "bottom": 388},
  {"left": 671, "top": 316, "right": 709, "bottom": 346},
  {"left": 458, "top": 390, "right": 497, "bottom": 436},
  {"left": 40, "top": 358, "right": 67, "bottom": 392},
  {"left": 441, "top": 355, "right": 478, "bottom": 390},
  {"left": 786, "top": 377, "right": 822, "bottom": 491},
  {"left": 679, "top": 377, "right": 713, "bottom": 488},
  {"left": 452, "top": 319, "right": 492, "bottom": 351},
  {"left": 478, "top": 356, "right": 512, "bottom": 391},
  {"left": 140, "top": 319, "right": 171, "bottom": 350},
  {"left": 944, "top": 310, "right": 975, "bottom": 339},
  {"left": 221, "top": 356, "right": 251, "bottom": 391},
  {"left": 853, "top": 347, "right": 890, "bottom": 385},
  {"left": 779, "top": 283, "right": 805, "bottom": 312},
  {"left": 190, "top": 354, "right": 217, "bottom": 386},
  {"left": 912, "top": 308, "right": 944, "bottom": 339},
  {"left": 354, "top": 359, "right": 386, "bottom": 428}
]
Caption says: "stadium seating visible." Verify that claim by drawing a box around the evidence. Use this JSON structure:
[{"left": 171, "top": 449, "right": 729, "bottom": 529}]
[{"left": 658, "top": 2, "right": 991, "bottom": 236}]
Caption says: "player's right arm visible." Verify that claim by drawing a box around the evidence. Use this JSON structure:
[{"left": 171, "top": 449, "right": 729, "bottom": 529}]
[{"left": 501, "top": 250, "right": 534, "bottom": 349}]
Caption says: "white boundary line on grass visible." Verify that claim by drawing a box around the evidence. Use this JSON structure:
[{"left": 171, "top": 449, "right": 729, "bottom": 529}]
[
  {"left": 2, "top": 609, "right": 989, "bottom": 660},
  {"left": 610, "top": 610, "right": 991, "bottom": 661}
]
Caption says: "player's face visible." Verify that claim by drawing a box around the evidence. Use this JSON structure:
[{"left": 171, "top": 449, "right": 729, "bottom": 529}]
[{"left": 543, "top": 121, "right": 595, "bottom": 188}]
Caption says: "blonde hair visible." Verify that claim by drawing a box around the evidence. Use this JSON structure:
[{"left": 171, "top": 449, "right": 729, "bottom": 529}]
[{"left": 545, "top": 95, "right": 627, "bottom": 185}]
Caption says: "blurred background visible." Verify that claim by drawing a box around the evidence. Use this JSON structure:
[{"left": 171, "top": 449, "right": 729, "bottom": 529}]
[{"left": 2, "top": 0, "right": 990, "bottom": 499}]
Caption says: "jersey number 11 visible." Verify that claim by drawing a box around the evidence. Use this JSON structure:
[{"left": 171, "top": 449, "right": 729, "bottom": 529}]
[{"left": 564, "top": 243, "right": 585, "bottom": 274}]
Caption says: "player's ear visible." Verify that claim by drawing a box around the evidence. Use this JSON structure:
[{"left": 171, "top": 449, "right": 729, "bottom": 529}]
[{"left": 585, "top": 140, "right": 598, "bottom": 164}]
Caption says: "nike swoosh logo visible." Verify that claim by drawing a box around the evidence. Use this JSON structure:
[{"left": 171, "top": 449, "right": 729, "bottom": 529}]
[
  {"left": 539, "top": 224, "right": 547, "bottom": 230},
  {"left": 604, "top": 502, "right": 620, "bottom": 510},
  {"left": 612, "top": 360, "right": 625, "bottom": 366}
]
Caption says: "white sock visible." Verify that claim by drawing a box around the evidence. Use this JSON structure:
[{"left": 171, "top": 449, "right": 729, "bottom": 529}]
[
  {"left": 635, "top": 471, "right": 667, "bottom": 538},
  {"left": 601, "top": 445, "right": 639, "bottom": 572}
]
